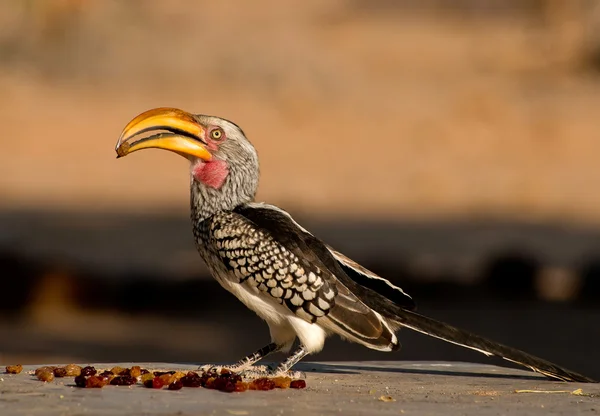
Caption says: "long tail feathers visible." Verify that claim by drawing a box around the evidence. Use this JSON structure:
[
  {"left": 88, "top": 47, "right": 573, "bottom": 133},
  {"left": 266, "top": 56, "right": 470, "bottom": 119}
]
[{"left": 391, "top": 308, "right": 596, "bottom": 383}]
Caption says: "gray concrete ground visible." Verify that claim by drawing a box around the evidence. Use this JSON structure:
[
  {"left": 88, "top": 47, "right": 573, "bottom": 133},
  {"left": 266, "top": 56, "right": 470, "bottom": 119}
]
[{"left": 1, "top": 361, "right": 598, "bottom": 416}]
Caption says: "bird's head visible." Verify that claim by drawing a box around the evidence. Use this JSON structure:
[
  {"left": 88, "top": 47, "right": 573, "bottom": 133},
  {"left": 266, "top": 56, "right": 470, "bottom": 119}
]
[{"left": 116, "top": 107, "right": 259, "bottom": 218}]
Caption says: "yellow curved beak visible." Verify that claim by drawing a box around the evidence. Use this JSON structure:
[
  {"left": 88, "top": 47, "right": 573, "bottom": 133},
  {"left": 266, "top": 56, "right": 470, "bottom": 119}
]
[{"left": 115, "top": 107, "right": 212, "bottom": 161}]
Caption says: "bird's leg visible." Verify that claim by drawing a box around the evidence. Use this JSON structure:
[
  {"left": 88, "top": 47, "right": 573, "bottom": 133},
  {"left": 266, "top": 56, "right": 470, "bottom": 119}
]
[
  {"left": 231, "top": 342, "right": 280, "bottom": 371},
  {"left": 200, "top": 342, "right": 280, "bottom": 374},
  {"left": 269, "top": 344, "right": 309, "bottom": 377},
  {"left": 237, "top": 345, "right": 308, "bottom": 379}
]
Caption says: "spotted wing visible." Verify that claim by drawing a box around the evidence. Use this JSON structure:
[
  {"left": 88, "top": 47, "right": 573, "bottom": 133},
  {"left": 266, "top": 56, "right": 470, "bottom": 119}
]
[
  {"left": 206, "top": 204, "right": 399, "bottom": 350},
  {"left": 208, "top": 210, "right": 337, "bottom": 322}
]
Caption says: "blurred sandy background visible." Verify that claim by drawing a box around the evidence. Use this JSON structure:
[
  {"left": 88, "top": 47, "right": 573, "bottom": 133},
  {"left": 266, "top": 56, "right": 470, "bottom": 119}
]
[
  {"left": 2, "top": 0, "right": 600, "bottom": 221},
  {"left": 1, "top": 0, "right": 599, "bottom": 378}
]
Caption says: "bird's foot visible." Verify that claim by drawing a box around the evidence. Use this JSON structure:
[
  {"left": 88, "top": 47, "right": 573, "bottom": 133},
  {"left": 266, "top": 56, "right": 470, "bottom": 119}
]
[
  {"left": 198, "top": 364, "right": 305, "bottom": 380},
  {"left": 198, "top": 364, "right": 269, "bottom": 375},
  {"left": 241, "top": 366, "right": 306, "bottom": 380},
  {"left": 271, "top": 369, "right": 306, "bottom": 380}
]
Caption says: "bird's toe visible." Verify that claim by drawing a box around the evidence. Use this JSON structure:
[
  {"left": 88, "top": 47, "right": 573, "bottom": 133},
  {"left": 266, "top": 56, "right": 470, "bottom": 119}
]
[{"left": 198, "top": 364, "right": 221, "bottom": 373}]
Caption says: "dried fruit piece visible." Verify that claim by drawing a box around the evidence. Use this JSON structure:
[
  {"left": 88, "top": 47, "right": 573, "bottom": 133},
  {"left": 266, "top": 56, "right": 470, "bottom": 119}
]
[
  {"left": 80, "top": 366, "right": 96, "bottom": 377},
  {"left": 5, "top": 364, "right": 22, "bottom": 374},
  {"left": 180, "top": 372, "right": 202, "bottom": 388},
  {"left": 211, "top": 376, "right": 236, "bottom": 392},
  {"left": 234, "top": 381, "right": 249, "bottom": 392},
  {"left": 110, "top": 366, "right": 125, "bottom": 375},
  {"left": 29, "top": 364, "right": 305, "bottom": 393},
  {"left": 249, "top": 378, "right": 276, "bottom": 391},
  {"left": 272, "top": 377, "right": 291, "bottom": 389},
  {"left": 110, "top": 375, "right": 137, "bottom": 386},
  {"left": 173, "top": 371, "right": 186, "bottom": 380},
  {"left": 35, "top": 366, "right": 55, "bottom": 376},
  {"left": 74, "top": 375, "right": 87, "bottom": 388},
  {"left": 130, "top": 366, "right": 142, "bottom": 378},
  {"left": 168, "top": 380, "right": 184, "bottom": 391},
  {"left": 153, "top": 370, "right": 175, "bottom": 377},
  {"left": 36, "top": 370, "right": 54, "bottom": 382},
  {"left": 290, "top": 380, "right": 306, "bottom": 389},
  {"left": 144, "top": 377, "right": 164, "bottom": 389},
  {"left": 204, "top": 377, "right": 216, "bottom": 389},
  {"left": 152, "top": 377, "right": 165, "bottom": 389},
  {"left": 159, "top": 374, "right": 176, "bottom": 385},
  {"left": 86, "top": 376, "right": 108, "bottom": 388},
  {"left": 140, "top": 373, "right": 154, "bottom": 384},
  {"left": 64, "top": 364, "right": 81, "bottom": 377}
]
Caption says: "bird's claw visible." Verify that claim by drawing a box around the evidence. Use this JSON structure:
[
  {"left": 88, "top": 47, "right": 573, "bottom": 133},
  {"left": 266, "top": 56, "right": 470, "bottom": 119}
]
[
  {"left": 198, "top": 364, "right": 305, "bottom": 380},
  {"left": 198, "top": 364, "right": 270, "bottom": 375},
  {"left": 241, "top": 366, "right": 306, "bottom": 380},
  {"left": 277, "top": 369, "right": 306, "bottom": 380}
]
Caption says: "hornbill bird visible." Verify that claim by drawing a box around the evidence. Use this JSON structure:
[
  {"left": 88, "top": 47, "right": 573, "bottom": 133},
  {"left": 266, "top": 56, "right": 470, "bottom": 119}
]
[{"left": 115, "top": 107, "right": 595, "bottom": 383}]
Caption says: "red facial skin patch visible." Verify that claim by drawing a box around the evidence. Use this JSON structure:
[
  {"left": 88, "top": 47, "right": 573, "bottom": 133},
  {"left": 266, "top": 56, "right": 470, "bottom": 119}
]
[{"left": 192, "top": 159, "right": 229, "bottom": 189}]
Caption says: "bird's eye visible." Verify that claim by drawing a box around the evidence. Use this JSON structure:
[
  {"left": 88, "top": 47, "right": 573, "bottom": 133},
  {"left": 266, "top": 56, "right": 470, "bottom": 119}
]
[{"left": 210, "top": 128, "right": 224, "bottom": 141}]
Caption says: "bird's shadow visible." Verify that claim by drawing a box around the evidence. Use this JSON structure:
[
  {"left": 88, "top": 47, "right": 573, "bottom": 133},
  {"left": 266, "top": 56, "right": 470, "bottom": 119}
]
[
  {"left": 295, "top": 362, "right": 546, "bottom": 382},
  {"left": 180, "top": 360, "right": 546, "bottom": 382}
]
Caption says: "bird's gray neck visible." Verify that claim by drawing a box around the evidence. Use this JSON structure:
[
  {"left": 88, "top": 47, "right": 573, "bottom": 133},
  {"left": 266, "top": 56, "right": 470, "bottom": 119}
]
[{"left": 190, "top": 159, "right": 259, "bottom": 224}]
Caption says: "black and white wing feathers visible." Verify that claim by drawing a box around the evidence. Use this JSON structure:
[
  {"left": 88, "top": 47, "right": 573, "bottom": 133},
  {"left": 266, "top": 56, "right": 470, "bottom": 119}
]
[
  {"left": 327, "top": 247, "right": 416, "bottom": 311},
  {"left": 325, "top": 225, "right": 596, "bottom": 383},
  {"left": 207, "top": 203, "right": 595, "bottom": 383},
  {"left": 205, "top": 203, "right": 399, "bottom": 351}
]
